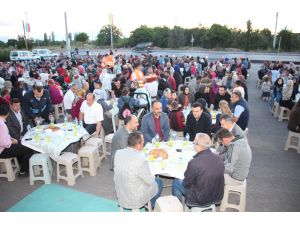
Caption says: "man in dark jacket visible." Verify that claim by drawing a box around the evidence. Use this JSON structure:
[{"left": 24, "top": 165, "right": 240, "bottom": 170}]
[
  {"left": 6, "top": 98, "right": 29, "bottom": 140},
  {"left": 214, "top": 85, "right": 231, "bottom": 110},
  {"left": 231, "top": 91, "right": 249, "bottom": 131},
  {"left": 172, "top": 133, "right": 224, "bottom": 207},
  {"left": 23, "top": 82, "right": 53, "bottom": 125},
  {"left": 184, "top": 102, "right": 212, "bottom": 141}
]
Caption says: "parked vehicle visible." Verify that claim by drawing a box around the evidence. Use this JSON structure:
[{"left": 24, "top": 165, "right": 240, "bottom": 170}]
[
  {"left": 10, "top": 50, "right": 40, "bottom": 61},
  {"left": 32, "top": 49, "right": 58, "bottom": 59},
  {"left": 132, "top": 42, "right": 154, "bottom": 53}
]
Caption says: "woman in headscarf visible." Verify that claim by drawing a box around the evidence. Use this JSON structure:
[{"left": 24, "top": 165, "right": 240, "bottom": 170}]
[
  {"left": 178, "top": 85, "right": 194, "bottom": 109},
  {"left": 279, "top": 80, "right": 295, "bottom": 110},
  {"left": 173, "top": 65, "right": 183, "bottom": 90}
]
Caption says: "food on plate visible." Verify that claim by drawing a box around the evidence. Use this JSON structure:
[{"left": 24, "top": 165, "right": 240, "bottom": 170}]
[
  {"left": 149, "top": 149, "right": 168, "bottom": 159},
  {"left": 45, "top": 126, "right": 60, "bottom": 132}
]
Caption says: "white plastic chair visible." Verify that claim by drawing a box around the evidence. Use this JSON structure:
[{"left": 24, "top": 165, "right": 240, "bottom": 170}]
[{"left": 103, "top": 107, "right": 119, "bottom": 158}]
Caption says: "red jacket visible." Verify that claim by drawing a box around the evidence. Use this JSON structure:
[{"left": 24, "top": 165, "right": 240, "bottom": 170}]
[
  {"left": 71, "top": 98, "right": 84, "bottom": 120},
  {"left": 168, "top": 75, "right": 177, "bottom": 91}
]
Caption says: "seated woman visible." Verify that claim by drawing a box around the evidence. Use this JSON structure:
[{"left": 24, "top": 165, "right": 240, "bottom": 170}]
[
  {"left": 195, "top": 85, "right": 210, "bottom": 105},
  {"left": 47, "top": 79, "right": 63, "bottom": 105},
  {"left": 160, "top": 88, "right": 172, "bottom": 114},
  {"left": 168, "top": 101, "right": 185, "bottom": 132},
  {"left": 178, "top": 85, "right": 195, "bottom": 109},
  {"left": 212, "top": 100, "right": 232, "bottom": 133},
  {"left": 0, "top": 98, "right": 34, "bottom": 176},
  {"left": 280, "top": 80, "right": 295, "bottom": 110},
  {"left": 117, "top": 87, "right": 139, "bottom": 120},
  {"left": 71, "top": 89, "right": 86, "bottom": 120},
  {"left": 288, "top": 99, "right": 300, "bottom": 133}
]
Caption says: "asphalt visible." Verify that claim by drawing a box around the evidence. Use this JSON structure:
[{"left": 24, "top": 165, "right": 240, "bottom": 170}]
[{"left": 1, "top": 63, "right": 300, "bottom": 212}]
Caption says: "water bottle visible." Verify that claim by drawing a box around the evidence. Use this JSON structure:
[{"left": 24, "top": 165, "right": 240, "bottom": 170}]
[
  {"left": 172, "top": 131, "right": 177, "bottom": 141},
  {"left": 63, "top": 114, "right": 68, "bottom": 128},
  {"left": 185, "top": 133, "right": 190, "bottom": 142},
  {"left": 155, "top": 133, "right": 160, "bottom": 142},
  {"left": 79, "top": 120, "right": 83, "bottom": 129},
  {"left": 49, "top": 114, "right": 54, "bottom": 128},
  {"left": 27, "top": 124, "right": 32, "bottom": 136},
  {"left": 73, "top": 118, "right": 78, "bottom": 129}
]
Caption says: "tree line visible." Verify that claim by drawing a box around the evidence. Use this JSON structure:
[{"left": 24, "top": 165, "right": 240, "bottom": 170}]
[{"left": 1, "top": 20, "right": 299, "bottom": 52}]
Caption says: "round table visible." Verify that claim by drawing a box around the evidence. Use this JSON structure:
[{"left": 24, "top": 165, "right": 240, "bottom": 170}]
[{"left": 144, "top": 140, "right": 216, "bottom": 179}]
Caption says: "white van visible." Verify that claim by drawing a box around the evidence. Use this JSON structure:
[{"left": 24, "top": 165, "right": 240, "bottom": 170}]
[
  {"left": 32, "top": 49, "right": 58, "bottom": 59},
  {"left": 10, "top": 50, "right": 40, "bottom": 61}
]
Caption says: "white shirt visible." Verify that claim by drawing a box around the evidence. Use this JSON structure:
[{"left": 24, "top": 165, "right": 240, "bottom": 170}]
[
  {"left": 40, "top": 73, "right": 50, "bottom": 85},
  {"left": 63, "top": 89, "right": 75, "bottom": 110},
  {"left": 234, "top": 105, "right": 245, "bottom": 118},
  {"left": 100, "top": 73, "right": 112, "bottom": 91},
  {"left": 80, "top": 101, "right": 104, "bottom": 124},
  {"left": 13, "top": 111, "right": 23, "bottom": 133}
]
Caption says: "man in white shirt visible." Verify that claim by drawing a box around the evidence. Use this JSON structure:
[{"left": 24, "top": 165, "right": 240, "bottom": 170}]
[
  {"left": 79, "top": 93, "right": 103, "bottom": 136},
  {"left": 63, "top": 84, "right": 78, "bottom": 114}
]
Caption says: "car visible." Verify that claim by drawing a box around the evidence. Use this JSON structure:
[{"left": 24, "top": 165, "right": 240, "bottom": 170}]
[
  {"left": 32, "top": 49, "right": 58, "bottom": 59},
  {"left": 132, "top": 42, "right": 154, "bottom": 53},
  {"left": 10, "top": 50, "right": 40, "bottom": 61}
]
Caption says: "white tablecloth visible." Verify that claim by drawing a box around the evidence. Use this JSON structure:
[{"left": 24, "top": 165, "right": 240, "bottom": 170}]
[
  {"left": 144, "top": 141, "right": 195, "bottom": 179},
  {"left": 21, "top": 123, "right": 88, "bottom": 161}
]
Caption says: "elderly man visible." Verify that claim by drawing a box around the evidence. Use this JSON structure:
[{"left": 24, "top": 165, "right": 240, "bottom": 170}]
[
  {"left": 215, "top": 128, "right": 252, "bottom": 186},
  {"left": 172, "top": 133, "right": 225, "bottom": 208},
  {"left": 23, "top": 81, "right": 52, "bottom": 125},
  {"left": 6, "top": 98, "right": 29, "bottom": 141},
  {"left": 141, "top": 101, "right": 170, "bottom": 144},
  {"left": 63, "top": 84, "right": 78, "bottom": 114},
  {"left": 109, "top": 115, "right": 139, "bottom": 170},
  {"left": 231, "top": 91, "right": 249, "bottom": 131},
  {"left": 184, "top": 102, "right": 212, "bottom": 141},
  {"left": 79, "top": 93, "right": 103, "bottom": 136},
  {"left": 114, "top": 131, "right": 163, "bottom": 210},
  {"left": 220, "top": 114, "right": 246, "bottom": 139}
]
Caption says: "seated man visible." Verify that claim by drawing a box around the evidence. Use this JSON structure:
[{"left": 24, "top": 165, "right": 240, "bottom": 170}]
[
  {"left": 231, "top": 91, "right": 249, "bottom": 131},
  {"left": 109, "top": 115, "right": 139, "bottom": 170},
  {"left": 6, "top": 98, "right": 29, "bottom": 141},
  {"left": 214, "top": 85, "right": 231, "bottom": 110},
  {"left": 23, "top": 81, "right": 53, "bottom": 125},
  {"left": 172, "top": 133, "right": 224, "bottom": 207},
  {"left": 0, "top": 98, "right": 34, "bottom": 176},
  {"left": 114, "top": 131, "right": 163, "bottom": 209},
  {"left": 141, "top": 101, "right": 170, "bottom": 144},
  {"left": 215, "top": 128, "right": 252, "bottom": 185},
  {"left": 184, "top": 102, "right": 212, "bottom": 141},
  {"left": 220, "top": 114, "right": 246, "bottom": 139},
  {"left": 79, "top": 93, "right": 103, "bottom": 136}
]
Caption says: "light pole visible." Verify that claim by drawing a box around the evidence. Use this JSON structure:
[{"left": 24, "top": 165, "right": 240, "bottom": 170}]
[
  {"left": 64, "top": 12, "right": 71, "bottom": 57},
  {"left": 273, "top": 12, "right": 279, "bottom": 49},
  {"left": 109, "top": 13, "right": 113, "bottom": 50}
]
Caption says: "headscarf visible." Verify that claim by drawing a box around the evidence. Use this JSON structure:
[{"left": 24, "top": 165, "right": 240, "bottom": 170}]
[{"left": 282, "top": 80, "right": 294, "bottom": 100}]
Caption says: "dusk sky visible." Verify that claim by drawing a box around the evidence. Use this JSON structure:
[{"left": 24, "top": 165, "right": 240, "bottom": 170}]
[{"left": 0, "top": 0, "right": 299, "bottom": 42}]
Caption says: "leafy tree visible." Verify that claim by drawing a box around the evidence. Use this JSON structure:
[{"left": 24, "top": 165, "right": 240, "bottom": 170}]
[
  {"left": 168, "top": 26, "right": 185, "bottom": 48},
  {"left": 278, "top": 27, "right": 300, "bottom": 51},
  {"left": 206, "top": 24, "right": 231, "bottom": 48},
  {"left": 245, "top": 20, "right": 252, "bottom": 51},
  {"left": 153, "top": 26, "right": 170, "bottom": 48},
  {"left": 74, "top": 32, "right": 89, "bottom": 47},
  {"left": 6, "top": 39, "right": 18, "bottom": 47},
  {"left": 43, "top": 33, "right": 48, "bottom": 46},
  {"left": 0, "top": 41, "right": 6, "bottom": 48},
  {"left": 128, "top": 25, "right": 154, "bottom": 47},
  {"left": 96, "top": 25, "right": 123, "bottom": 46},
  {"left": 16, "top": 35, "right": 33, "bottom": 49}
]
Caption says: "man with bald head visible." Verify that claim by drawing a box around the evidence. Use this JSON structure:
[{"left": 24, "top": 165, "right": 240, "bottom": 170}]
[
  {"left": 79, "top": 93, "right": 103, "bottom": 136},
  {"left": 172, "top": 133, "right": 224, "bottom": 208}
]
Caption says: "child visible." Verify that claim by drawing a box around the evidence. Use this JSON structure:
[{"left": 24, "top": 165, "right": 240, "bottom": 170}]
[
  {"left": 93, "top": 80, "right": 107, "bottom": 102},
  {"left": 261, "top": 75, "right": 272, "bottom": 101}
]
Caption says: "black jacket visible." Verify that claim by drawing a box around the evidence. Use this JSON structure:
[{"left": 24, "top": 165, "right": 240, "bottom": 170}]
[
  {"left": 184, "top": 112, "right": 212, "bottom": 141},
  {"left": 6, "top": 109, "right": 29, "bottom": 140},
  {"left": 23, "top": 89, "right": 53, "bottom": 120},
  {"left": 183, "top": 149, "right": 225, "bottom": 206},
  {"left": 214, "top": 92, "right": 231, "bottom": 110}
]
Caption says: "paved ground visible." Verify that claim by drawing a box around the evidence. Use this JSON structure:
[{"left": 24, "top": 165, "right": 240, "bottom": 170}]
[{"left": 1, "top": 63, "right": 300, "bottom": 212}]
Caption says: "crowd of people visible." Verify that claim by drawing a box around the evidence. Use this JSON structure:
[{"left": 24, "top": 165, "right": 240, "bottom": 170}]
[{"left": 2, "top": 50, "right": 298, "bottom": 211}]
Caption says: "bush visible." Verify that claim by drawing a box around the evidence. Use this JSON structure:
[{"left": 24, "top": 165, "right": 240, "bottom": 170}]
[{"left": 0, "top": 50, "right": 10, "bottom": 62}]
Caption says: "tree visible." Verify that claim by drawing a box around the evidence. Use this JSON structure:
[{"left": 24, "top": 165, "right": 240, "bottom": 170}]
[
  {"left": 168, "top": 26, "right": 185, "bottom": 48},
  {"left": 245, "top": 20, "right": 252, "bottom": 51},
  {"left": 74, "top": 32, "right": 89, "bottom": 47},
  {"left": 278, "top": 27, "right": 300, "bottom": 51},
  {"left": 16, "top": 35, "right": 33, "bottom": 49},
  {"left": 6, "top": 39, "right": 18, "bottom": 47},
  {"left": 205, "top": 24, "right": 231, "bottom": 49},
  {"left": 96, "top": 25, "right": 122, "bottom": 46},
  {"left": 0, "top": 40, "right": 6, "bottom": 48},
  {"left": 128, "top": 25, "right": 154, "bottom": 47},
  {"left": 153, "top": 26, "right": 170, "bottom": 48}
]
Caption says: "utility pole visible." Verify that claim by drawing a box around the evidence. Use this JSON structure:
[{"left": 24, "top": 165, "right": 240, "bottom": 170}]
[
  {"left": 109, "top": 13, "right": 114, "bottom": 50},
  {"left": 273, "top": 12, "right": 278, "bottom": 49},
  {"left": 277, "top": 36, "right": 281, "bottom": 58},
  {"left": 64, "top": 12, "right": 71, "bottom": 57}
]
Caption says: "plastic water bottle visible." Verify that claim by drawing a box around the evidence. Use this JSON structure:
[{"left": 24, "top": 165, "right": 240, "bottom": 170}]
[
  {"left": 63, "top": 114, "right": 68, "bottom": 128},
  {"left": 79, "top": 120, "right": 83, "bottom": 129},
  {"left": 49, "top": 114, "right": 54, "bottom": 128},
  {"left": 155, "top": 133, "right": 160, "bottom": 142},
  {"left": 185, "top": 133, "right": 190, "bottom": 142},
  {"left": 172, "top": 131, "right": 177, "bottom": 141},
  {"left": 27, "top": 124, "right": 32, "bottom": 136}
]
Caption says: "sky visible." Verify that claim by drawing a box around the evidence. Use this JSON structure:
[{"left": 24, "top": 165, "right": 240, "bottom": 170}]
[{"left": 0, "top": 0, "right": 299, "bottom": 42}]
